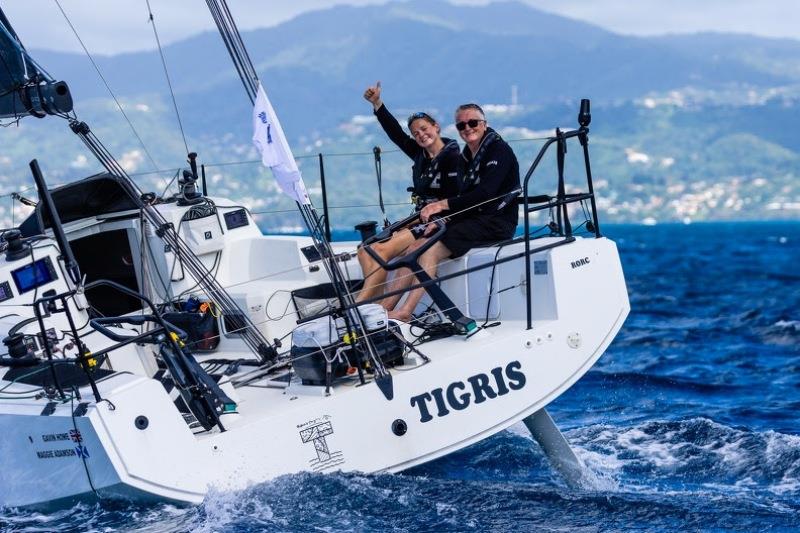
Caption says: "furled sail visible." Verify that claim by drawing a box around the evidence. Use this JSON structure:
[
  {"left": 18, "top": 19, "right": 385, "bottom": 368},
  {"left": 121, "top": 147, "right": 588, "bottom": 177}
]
[{"left": 0, "top": 7, "right": 72, "bottom": 119}]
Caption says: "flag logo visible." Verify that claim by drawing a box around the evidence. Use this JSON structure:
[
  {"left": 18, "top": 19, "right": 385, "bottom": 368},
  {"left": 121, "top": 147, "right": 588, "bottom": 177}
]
[
  {"left": 258, "top": 111, "right": 267, "bottom": 124},
  {"left": 75, "top": 445, "right": 90, "bottom": 459}
]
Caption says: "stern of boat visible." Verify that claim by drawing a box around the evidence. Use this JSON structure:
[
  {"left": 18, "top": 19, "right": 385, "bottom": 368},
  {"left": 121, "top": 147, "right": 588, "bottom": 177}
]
[{"left": 0, "top": 373, "right": 209, "bottom": 508}]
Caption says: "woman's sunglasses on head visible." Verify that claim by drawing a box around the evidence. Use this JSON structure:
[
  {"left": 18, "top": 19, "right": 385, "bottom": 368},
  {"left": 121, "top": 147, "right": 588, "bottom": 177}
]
[
  {"left": 407, "top": 112, "right": 435, "bottom": 128},
  {"left": 456, "top": 119, "right": 485, "bottom": 131}
]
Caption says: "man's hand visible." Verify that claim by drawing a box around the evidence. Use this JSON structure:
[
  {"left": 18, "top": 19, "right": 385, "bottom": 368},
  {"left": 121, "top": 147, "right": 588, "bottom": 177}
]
[
  {"left": 363, "top": 81, "right": 382, "bottom": 110},
  {"left": 420, "top": 199, "right": 448, "bottom": 222}
]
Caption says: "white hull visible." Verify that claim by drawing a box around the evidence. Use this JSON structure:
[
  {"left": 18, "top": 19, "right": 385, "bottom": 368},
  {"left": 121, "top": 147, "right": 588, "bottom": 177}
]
[{"left": 0, "top": 234, "right": 628, "bottom": 507}]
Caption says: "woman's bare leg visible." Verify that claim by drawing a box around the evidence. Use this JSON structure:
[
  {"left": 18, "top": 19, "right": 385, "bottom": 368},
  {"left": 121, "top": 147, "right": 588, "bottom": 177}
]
[
  {"left": 388, "top": 241, "right": 452, "bottom": 322},
  {"left": 380, "top": 237, "right": 428, "bottom": 310},
  {"left": 356, "top": 229, "right": 415, "bottom": 301}
]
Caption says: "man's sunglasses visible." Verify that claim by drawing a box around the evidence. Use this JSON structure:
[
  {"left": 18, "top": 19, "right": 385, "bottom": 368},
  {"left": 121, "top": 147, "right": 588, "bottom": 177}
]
[{"left": 456, "top": 119, "right": 485, "bottom": 131}]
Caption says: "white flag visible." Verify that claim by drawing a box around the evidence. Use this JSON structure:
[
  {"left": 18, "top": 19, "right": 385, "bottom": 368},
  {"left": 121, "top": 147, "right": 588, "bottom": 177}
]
[{"left": 252, "top": 82, "right": 311, "bottom": 205}]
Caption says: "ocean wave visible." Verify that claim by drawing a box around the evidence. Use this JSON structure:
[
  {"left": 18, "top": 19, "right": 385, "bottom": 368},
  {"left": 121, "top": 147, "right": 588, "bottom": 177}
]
[
  {"left": 0, "top": 501, "right": 195, "bottom": 533},
  {"left": 2, "top": 418, "right": 798, "bottom": 532},
  {"left": 572, "top": 417, "right": 800, "bottom": 496},
  {"left": 753, "top": 319, "right": 800, "bottom": 349},
  {"left": 583, "top": 371, "right": 735, "bottom": 393}
]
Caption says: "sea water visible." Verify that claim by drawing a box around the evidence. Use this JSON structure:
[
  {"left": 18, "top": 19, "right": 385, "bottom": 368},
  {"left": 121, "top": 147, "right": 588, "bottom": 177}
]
[{"left": 1, "top": 221, "right": 798, "bottom": 532}]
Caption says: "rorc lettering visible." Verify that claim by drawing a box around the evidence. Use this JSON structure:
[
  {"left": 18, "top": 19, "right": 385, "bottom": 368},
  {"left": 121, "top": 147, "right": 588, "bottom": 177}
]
[
  {"left": 409, "top": 361, "right": 526, "bottom": 423},
  {"left": 570, "top": 257, "right": 590, "bottom": 269}
]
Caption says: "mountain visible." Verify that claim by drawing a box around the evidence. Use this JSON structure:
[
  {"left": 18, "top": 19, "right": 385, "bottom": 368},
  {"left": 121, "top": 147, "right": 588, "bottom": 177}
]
[
  {"left": 3, "top": 0, "right": 798, "bottom": 226},
  {"left": 29, "top": 1, "right": 800, "bottom": 139},
  {"left": 653, "top": 32, "right": 800, "bottom": 80}
]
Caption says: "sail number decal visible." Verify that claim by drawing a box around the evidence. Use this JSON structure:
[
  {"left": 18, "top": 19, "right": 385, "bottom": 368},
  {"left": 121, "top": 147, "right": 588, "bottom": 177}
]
[{"left": 409, "top": 361, "right": 526, "bottom": 423}]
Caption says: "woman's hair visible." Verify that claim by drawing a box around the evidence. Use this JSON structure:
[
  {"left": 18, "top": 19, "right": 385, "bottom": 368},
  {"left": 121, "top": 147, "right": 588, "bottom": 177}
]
[
  {"left": 455, "top": 103, "right": 485, "bottom": 118},
  {"left": 407, "top": 111, "right": 437, "bottom": 129}
]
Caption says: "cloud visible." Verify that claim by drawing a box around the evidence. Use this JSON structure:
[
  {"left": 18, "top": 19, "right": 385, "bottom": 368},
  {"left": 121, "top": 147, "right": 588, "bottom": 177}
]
[
  {"left": 517, "top": 0, "right": 799, "bottom": 40},
  {"left": 3, "top": 0, "right": 798, "bottom": 56},
  {"left": 6, "top": 0, "right": 402, "bottom": 55}
]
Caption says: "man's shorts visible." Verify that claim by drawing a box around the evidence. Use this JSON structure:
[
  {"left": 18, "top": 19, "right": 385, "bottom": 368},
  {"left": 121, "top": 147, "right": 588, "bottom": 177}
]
[{"left": 441, "top": 216, "right": 517, "bottom": 258}]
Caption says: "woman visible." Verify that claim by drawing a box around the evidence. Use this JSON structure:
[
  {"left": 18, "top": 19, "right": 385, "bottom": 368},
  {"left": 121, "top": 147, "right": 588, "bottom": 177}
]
[
  {"left": 387, "top": 102, "right": 520, "bottom": 322},
  {"left": 356, "top": 81, "right": 462, "bottom": 307}
]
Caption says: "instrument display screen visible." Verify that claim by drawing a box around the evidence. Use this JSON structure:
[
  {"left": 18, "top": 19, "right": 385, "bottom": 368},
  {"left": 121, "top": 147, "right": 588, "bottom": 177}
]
[
  {"left": 224, "top": 209, "right": 249, "bottom": 230},
  {"left": 0, "top": 281, "right": 13, "bottom": 302},
  {"left": 11, "top": 257, "right": 57, "bottom": 294}
]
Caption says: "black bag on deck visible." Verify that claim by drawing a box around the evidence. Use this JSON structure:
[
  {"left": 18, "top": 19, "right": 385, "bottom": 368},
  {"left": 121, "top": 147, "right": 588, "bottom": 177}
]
[{"left": 162, "top": 309, "right": 220, "bottom": 352}]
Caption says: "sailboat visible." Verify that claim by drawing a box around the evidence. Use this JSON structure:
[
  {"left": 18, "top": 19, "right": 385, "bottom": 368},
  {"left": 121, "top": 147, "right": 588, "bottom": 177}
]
[{"left": 0, "top": 3, "right": 629, "bottom": 508}]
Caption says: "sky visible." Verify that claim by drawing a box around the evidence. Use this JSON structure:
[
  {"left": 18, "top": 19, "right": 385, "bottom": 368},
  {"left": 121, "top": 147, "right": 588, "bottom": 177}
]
[{"left": 3, "top": 0, "right": 799, "bottom": 55}]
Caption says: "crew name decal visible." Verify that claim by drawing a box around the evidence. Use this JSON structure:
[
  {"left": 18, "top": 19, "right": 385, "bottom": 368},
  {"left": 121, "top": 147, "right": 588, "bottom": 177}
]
[{"left": 409, "top": 361, "right": 526, "bottom": 423}]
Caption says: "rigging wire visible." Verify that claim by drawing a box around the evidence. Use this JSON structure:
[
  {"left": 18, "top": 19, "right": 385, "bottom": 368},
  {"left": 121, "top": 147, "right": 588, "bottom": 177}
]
[
  {"left": 121, "top": 135, "right": 553, "bottom": 178},
  {"left": 52, "top": 0, "right": 163, "bottom": 178},
  {"left": 144, "top": 0, "right": 190, "bottom": 157},
  {"left": 205, "top": 0, "right": 258, "bottom": 103},
  {"left": 3, "top": 196, "right": 546, "bottom": 331},
  {"left": 70, "top": 123, "right": 276, "bottom": 362},
  {"left": 159, "top": 168, "right": 181, "bottom": 199},
  {"left": 204, "top": 0, "right": 391, "bottom": 379}
]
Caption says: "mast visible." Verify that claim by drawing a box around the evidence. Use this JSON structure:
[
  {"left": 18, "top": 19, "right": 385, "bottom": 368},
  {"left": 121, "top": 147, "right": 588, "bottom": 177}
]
[
  {"left": 0, "top": 8, "right": 73, "bottom": 119},
  {"left": 205, "top": 0, "right": 394, "bottom": 399}
]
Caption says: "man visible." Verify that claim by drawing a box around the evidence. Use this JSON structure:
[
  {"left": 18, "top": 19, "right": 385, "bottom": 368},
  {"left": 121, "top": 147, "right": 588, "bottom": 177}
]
[{"left": 388, "top": 103, "right": 520, "bottom": 322}]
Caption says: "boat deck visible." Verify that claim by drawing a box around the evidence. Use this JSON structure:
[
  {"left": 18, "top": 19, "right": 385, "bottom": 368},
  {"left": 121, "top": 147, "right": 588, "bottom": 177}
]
[{"left": 201, "top": 317, "right": 541, "bottom": 435}]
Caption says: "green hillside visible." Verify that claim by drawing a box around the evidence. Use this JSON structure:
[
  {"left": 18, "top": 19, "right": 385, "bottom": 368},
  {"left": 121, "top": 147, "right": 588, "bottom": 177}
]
[{"left": 2, "top": 1, "right": 799, "bottom": 229}]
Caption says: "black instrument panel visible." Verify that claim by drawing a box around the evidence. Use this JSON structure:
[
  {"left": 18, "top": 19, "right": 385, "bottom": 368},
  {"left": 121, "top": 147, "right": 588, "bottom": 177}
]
[
  {"left": 224, "top": 209, "right": 249, "bottom": 230},
  {"left": 0, "top": 281, "right": 13, "bottom": 303},
  {"left": 11, "top": 256, "right": 58, "bottom": 294}
]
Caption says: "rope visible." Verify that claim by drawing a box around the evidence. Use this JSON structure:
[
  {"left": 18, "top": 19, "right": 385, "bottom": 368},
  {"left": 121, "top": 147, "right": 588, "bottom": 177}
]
[
  {"left": 159, "top": 169, "right": 181, "bottom": 199},
  {"left": 373, "top": 146, "right": 389, "bottom": 228},
  {"left": 0, "top": 231, "right": 567, "bottom": 388},
  {"left": 70, "top": 393, "right": 99, "bottom": 498},
  {"left": 53, "top": 0, "right": 163, "bottom": 179},
  {"left": 145, "top": 0, "right": 190, "bottom": 156},
  {"left": 133, "top": 188, "right": 550, "bottom": 303},
  {"left": 213, "top": 271, "right": 533, "bottom": 380},
  {"left": 176, "top": 224, "right": 565, "bottom": 352}
]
